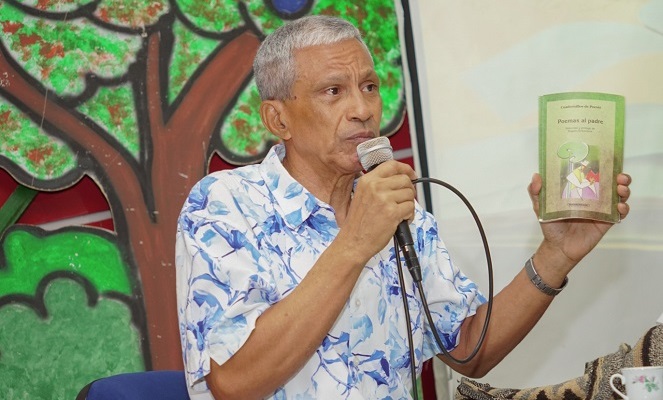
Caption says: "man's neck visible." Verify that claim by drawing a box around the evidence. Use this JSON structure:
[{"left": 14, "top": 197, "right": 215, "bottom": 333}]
[{"left": 281, "top": 156, "right": 357, "bottom": 225}]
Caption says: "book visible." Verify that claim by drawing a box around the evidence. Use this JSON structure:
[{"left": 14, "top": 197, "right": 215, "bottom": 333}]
[{"left": 538, "top": 92, "right": 625, "bottom": 223}]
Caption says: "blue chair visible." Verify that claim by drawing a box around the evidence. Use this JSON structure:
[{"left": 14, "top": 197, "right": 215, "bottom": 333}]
[{"left": 76, "top": 370, "right": 190, "bottom": 400}]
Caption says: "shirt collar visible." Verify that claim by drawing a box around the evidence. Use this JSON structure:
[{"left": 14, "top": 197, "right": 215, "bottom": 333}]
[{"left": 259, "top": 144, "right": 328, "bottom": 229}]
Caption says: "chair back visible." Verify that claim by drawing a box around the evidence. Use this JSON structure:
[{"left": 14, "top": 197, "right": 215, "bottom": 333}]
[{"left": 76, "top": 370, "right": 190, "bottom": 400}]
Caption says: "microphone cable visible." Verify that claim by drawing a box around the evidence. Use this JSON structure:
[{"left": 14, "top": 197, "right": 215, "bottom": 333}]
[
  {"left": 395, "top": 177, "right": 494, "bottom": 399},
  {"left": 395, "top": 235, "right": 419, "bottom": 399}
]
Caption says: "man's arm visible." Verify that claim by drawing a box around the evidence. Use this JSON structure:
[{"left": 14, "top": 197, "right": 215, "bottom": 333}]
[
  {"left": 206, "top": 236, "right": 369, "bottom": 399},
  {"left": 439, "top": 172, "right": 632, "bottom": 378}
]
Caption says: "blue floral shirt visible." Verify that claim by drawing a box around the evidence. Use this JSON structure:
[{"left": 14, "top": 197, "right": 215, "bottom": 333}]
[{"left": 176, "top": 144, "right": 485, "bottom": 399}]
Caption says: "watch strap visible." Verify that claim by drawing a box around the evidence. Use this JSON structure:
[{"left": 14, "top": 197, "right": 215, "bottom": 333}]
[{"left": 525, "top": 256, "right": 568, "bottom": 296}]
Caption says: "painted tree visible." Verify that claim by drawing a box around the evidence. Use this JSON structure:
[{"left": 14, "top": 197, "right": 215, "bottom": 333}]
[{"left": 0, "top": 0, "right": 405, "bottom": 369}]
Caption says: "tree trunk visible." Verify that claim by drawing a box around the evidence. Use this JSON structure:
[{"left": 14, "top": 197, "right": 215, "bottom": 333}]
[{"left": 134, "top": 30, "right": 261, "bottom": 369}]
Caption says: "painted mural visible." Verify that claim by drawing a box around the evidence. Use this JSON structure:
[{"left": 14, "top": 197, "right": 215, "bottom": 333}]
[{"left": 0, "top": 0, "right": 409, "bottom": 398}]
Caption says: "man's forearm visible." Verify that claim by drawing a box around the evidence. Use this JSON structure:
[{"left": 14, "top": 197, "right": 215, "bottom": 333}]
[
  {"left": 205, "top": 237, "right": 368, "bottom": 399},
  {"left": 442, "top": 265, "right": 556, "bottom": 378}
]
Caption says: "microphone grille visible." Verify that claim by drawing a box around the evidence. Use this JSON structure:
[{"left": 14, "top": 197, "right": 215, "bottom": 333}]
[{"left": 356, "top": 137, "right": 393, "bottom": 171}]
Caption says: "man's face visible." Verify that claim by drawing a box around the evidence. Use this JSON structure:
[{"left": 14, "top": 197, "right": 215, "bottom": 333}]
[{"left": 280, "top": 38, "right": 382, "bottom": 177}]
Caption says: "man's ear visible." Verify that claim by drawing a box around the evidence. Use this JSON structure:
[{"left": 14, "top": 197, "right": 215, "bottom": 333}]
[{"left": 260, "top": 100, "right": 291, "bottom": 140}]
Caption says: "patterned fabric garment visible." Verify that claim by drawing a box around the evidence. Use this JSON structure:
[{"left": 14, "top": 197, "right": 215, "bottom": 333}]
[{"left": 176, "top": 144, "right": 486, "bottom": 400}]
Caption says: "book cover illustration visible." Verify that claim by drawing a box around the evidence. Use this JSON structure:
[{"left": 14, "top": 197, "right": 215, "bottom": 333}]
[{"left": 539, "top": 92, "right": 625, "bottom": 223}]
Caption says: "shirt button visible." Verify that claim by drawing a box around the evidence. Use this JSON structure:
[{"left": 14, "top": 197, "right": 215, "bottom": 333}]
[{"left": 355, "top": 299, "right": 361, "bottom": 307}]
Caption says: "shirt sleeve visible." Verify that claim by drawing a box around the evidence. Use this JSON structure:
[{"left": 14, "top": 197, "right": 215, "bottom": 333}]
[
  {"left": 413, "top": 206, "right": 487, "bottom": 360},
  {"left": 176, "top": 174, "right": 279, "bottom": 391}
]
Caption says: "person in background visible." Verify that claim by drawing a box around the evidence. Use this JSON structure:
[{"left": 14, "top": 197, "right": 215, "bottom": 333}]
[{"left": 176, "top": 15, "right": 632, "bottom": 400}]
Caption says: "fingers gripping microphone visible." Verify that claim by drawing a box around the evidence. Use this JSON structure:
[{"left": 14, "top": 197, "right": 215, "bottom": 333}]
[{"left": 356, "top": 137, "right": 422, "bottom": 283}]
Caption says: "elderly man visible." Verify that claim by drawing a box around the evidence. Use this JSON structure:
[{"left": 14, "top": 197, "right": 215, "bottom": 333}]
[{"left": 176, "top": 15, "right": 632, "bottom": 400}]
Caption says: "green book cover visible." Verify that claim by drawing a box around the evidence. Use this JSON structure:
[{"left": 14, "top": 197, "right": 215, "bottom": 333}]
[{"left": 538, "top": 92, "right": 625, "bottom": 223}]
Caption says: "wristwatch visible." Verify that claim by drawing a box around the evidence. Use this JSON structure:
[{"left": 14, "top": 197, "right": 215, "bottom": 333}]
[{"left": 525, "top": 255, "right": 568, "bottom": 296}]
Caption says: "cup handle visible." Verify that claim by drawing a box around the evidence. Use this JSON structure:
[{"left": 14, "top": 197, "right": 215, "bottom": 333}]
[{"left": 610, "top": 373, "right": 629, "bottom": 400}]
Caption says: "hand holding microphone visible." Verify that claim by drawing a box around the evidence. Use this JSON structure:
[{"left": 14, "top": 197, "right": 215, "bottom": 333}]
[{"left": 355, "top": 137, "right": 422, "bottom": 282}]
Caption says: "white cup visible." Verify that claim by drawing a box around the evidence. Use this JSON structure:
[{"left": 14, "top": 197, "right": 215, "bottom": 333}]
[{"left": 610, "top": 366, "right": 663, "bottom": 400}]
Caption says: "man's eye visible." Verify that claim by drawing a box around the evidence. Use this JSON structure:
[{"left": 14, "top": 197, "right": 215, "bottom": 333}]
[
  {"left": 326, "top": 87, "right": 340, "bottom": 95},
  {"left": 364, "top": 84, "right": 378, "bottom": 92}
]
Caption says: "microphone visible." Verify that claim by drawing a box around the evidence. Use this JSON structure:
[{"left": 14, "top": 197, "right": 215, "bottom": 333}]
[{"left": 356, "top": 137, "right": 422, "bottom": 283}]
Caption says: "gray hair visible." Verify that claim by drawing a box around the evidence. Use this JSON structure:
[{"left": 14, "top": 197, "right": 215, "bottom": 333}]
[{"left": 253, "top": 15, "right": 370, "bottom": 101}]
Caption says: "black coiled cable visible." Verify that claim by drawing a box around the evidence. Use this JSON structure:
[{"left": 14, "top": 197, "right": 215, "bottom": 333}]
[{"left": 396, "top": 177, "right": 494, "bottom": 399}]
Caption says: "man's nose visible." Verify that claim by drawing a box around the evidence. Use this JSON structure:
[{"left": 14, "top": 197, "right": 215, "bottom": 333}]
[{"left": 347, "top": 90, "right": 374, "bottom": 122}]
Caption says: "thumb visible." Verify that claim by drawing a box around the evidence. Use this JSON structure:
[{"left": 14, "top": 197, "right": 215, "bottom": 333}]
[{"left": 528, "top": 173, "right": 542, "bottom": 214}]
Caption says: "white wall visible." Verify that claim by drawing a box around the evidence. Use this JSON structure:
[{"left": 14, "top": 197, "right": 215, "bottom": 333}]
[{"left": 406, "top": 0, "right": 663, "bottom": 396}]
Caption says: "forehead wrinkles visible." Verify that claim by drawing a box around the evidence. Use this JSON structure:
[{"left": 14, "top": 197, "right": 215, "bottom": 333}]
[{"left": 294, "top": 41, "right": 374, "bottom": 83}]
